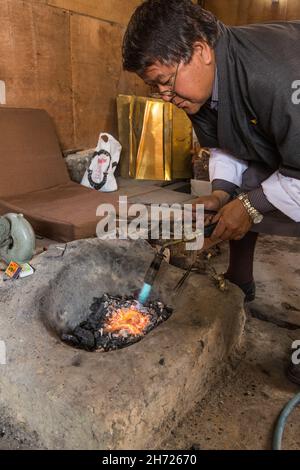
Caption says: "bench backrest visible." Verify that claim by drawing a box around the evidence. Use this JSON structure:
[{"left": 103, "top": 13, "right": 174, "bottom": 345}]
[{"left": 0, "top": 107, "right": 70, "bottom": 198}]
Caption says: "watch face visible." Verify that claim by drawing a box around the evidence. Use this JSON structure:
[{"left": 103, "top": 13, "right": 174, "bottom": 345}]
[{"left": 253, "top": 214, "right": 264, "bottom": 224}]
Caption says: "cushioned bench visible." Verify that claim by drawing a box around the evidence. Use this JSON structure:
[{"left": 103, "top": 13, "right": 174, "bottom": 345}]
[{"left": 0, "top": 107, "right": 119, "bottom": 241}]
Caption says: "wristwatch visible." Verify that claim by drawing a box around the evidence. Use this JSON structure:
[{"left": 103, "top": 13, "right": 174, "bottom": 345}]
[{"left": 237, "top": 192, "right": 264, "bottom": 224}]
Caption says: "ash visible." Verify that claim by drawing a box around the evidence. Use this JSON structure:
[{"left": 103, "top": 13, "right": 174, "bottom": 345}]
[{"left": 61, "top": 294, "right": 173, "bottom": 352}]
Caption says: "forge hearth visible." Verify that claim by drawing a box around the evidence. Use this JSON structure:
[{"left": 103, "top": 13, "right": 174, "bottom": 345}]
[
  {"left": 62, "top": 294, "right": 173, "bottom": 352},
  {"left": 0, "top": 238, "right": 245, "bottom": 450}
]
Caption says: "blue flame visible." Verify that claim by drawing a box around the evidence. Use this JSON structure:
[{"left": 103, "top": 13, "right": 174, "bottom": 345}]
[{"left": 138, "top": 283, "right": 152, "bottom": 305}]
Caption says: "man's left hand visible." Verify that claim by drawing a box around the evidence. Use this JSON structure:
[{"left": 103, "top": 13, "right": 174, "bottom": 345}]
[{"left": 210, "top": 199, "right": 253, "bottom": 241}]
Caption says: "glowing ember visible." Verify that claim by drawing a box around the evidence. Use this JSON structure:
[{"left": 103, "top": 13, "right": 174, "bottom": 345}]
[
  {"left": 61, "top": 294, "right": 173, "bottom": 352},
  {"left": 104, "top": 305, "right": 151, "bottom": 336}
]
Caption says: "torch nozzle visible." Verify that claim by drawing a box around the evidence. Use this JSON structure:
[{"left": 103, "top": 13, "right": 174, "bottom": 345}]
[
  {"left": 143, "top": 251, "right": 165, "bottom": 286},
  {"left": 138, "top": 251, "right": 165, "bottom": 304}
]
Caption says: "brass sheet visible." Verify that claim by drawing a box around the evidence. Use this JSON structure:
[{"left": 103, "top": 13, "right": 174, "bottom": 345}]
[{"left": 117, "top": 95, "right": 192, "bottom": 181}]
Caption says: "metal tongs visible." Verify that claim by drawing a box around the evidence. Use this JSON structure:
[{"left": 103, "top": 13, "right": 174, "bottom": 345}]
[{"left": 173, "top": 210, "right": 218, "bottom": 293}]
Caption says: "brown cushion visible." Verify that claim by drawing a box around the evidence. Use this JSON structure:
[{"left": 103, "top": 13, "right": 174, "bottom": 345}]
[
  {"left": 0, "top": 106, "right": 122, "bottom": 241},
  {"left": 0, "top": 181, "right": 120, "bottom": 242},
  {"left": 0, "top": 107, "right": 70, "bottom": 199}
]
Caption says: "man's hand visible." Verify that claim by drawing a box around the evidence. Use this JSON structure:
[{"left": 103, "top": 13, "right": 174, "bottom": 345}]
[
  {"left": 210, "top": 198, "right": 253, "bottom": 241},
  {"left": 192, "top": 190, "right": 231, "bottom": 222}
]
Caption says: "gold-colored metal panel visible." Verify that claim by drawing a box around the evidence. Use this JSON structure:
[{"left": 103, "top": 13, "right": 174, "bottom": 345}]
[
  {"left": 172, "top": 106, "right": 193, "bottom": 179},
  {"left": 117, "top": 94, "right": 192, "bottom": 180},
  {"left": 163, "top": 102, "right": 173, "bottom": 181},
  {"left": 135, "top": 100, "right": 165, "bottom": 180}
]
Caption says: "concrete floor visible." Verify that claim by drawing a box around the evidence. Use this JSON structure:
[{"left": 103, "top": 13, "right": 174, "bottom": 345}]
[{"left": 161, "top": 234, "right": 300, "bottom": 450}]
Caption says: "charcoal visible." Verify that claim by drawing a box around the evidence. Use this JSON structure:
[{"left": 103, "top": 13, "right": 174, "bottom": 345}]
[
  {"left": 71, "top": 327, "right": 96, "bottom": 351},
  {"left": 61, "top": 334, "right": 80, "bottom": 347},
  {"left": 61, "top": 294, "right": 173, "bottom": 353}
]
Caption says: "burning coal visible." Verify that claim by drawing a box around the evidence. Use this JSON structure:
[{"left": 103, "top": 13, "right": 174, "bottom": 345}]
[{"left": 61, "top": 294, "right": 172, "bottom": 352}]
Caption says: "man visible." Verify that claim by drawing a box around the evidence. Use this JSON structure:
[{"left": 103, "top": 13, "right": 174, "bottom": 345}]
[{"left": 122, "top": 0, "right": 300, "bottom": 383}]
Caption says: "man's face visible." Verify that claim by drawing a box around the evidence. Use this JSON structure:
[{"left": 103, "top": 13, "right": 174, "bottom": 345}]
[{"left": 142, "top": 42, "right": 216, "bottom": 115}]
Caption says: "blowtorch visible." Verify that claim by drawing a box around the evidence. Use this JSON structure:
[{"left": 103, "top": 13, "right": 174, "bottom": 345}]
[{"left": 138, "top": 219, "right": 217, "bottom": 304}]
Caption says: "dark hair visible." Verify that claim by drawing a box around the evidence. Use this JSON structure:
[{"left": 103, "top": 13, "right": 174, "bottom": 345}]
[{"left": 122, "top": 0, "right": 220, "bottom": 74}]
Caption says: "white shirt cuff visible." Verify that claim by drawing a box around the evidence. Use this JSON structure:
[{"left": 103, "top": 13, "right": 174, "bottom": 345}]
[
  {"left": 262, "top": 171, "right": 300, "bottom": 222},
  {"left": 209, "top": 148, "right": 248, "bottom": 187}
]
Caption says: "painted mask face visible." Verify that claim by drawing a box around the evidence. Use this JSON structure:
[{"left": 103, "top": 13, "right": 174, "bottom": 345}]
[{"left": 82, "top": 134, "right": 121, "bottom": 193}]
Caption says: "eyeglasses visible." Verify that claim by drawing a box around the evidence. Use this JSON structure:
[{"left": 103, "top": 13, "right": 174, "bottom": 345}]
[{"left": 150, "top": 62, "right": 180, "bottom": 99}]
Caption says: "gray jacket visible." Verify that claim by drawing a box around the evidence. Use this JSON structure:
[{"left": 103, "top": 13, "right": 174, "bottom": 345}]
[{"left": 190, "top": 21, "right": 300, "bottom": 180}]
